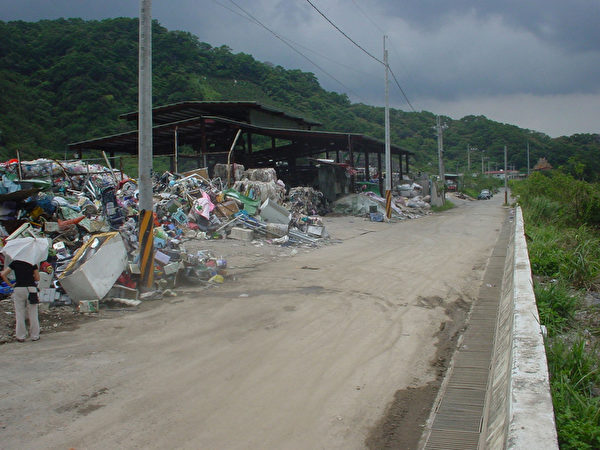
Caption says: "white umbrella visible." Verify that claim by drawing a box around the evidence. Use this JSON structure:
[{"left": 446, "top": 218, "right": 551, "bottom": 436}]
[{"left": 1, "top": 237, "right": 49, "bottom": 266}]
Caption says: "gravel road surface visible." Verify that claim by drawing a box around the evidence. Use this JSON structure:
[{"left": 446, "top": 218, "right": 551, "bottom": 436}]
[{"left": 0, "top": 193, "right": 507, "bottom": 449}]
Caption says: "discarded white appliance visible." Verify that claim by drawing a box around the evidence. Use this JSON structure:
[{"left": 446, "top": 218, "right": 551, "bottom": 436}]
[
  {"left": 58, "top": 232, "right": 127, "bottom": 302},
  {"left": 259, "top": 198, "right": 291, "bottom": 224}
]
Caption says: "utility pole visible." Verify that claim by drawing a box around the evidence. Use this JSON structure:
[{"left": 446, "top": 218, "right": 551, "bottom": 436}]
[
  {"left": 467, "top": 145, "right": 478, "bottom": 173},
  {"left": 481, "top": 150, "right": 485, "bottom": 175},
  {"left": 504, "top": 145, "right": 508, "bottom": 205},
  {"left": 527, "top": 141, "right": 530, "bottom": 176},
  {"left": 436, "top": 115, "right": 445, "bottom": 203},
  {"left": 138, "top": 0, "right": 154, "bottom": 289},
  {"left": 384, "top": 35, "right": 392, "bottom": 218},
  {"left": 467, "top": 144, "right": 471, "bottom": 172}
]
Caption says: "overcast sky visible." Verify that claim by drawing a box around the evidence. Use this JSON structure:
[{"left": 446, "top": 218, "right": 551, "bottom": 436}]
[{"left": 1, "top": 0, "right": 599, "bottom": 138}]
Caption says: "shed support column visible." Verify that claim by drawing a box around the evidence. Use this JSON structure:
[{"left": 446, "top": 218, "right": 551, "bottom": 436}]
[
  {"left": 399, "top": 153, "right": 403, "bottom": 181},
  {"left": 287, "top": 155, "right": 297, "bottom": 186},
  {"left": 173, "top": 127, "right": 178, "bottom": 173},
  {"left": 364, "top": 151, "right": 369, "bottom": 183},
  {"left": 377, "top": 152, "right": 383, "bottom": 195},
  {"left": 347, "top": 135, "right": 355, "bottom": 192},
  {"left": 336, "top": 150, "right": 340, "bottom": 163},
  {"left": 200, "top": 119, "right": 207, "bottom": 171},
  {"left": 405, "top": 153, "right": 410, "bottom": 175},
  {"left": 246, "top": 132, "right": 253, "bottom": 168}
]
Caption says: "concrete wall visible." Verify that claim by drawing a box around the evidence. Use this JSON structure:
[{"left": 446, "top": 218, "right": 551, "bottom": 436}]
[{"left": 482, "top": 207, "right": 558, "bottom": 449}]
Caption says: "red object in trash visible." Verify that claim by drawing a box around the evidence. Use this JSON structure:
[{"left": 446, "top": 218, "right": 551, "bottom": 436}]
[
  {"left": 58, "top": 216, "right": 85, "bottom": 229},
  {"left": 116, "top": 272, "right": 137, "bottom": 289},
  {"left": 40, "top": 261, "right": 53, "bottom": 274}
]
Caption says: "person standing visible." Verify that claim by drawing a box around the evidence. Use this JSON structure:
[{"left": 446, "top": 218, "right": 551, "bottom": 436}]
[{"left": 1, "top": 260, "right": 40, "bottom": 342}]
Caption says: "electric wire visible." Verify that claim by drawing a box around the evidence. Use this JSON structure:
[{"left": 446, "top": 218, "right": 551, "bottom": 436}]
[
  {"left": 214, "top": 0, "right": 374, "bottom": 78},
  {"left": 218, "top": 0, "right": 415, "bottom": 111},
  {"left": 304, "top": 0, "right": 384, "bottom": 65},
  {"left": 388, "top": 67, "right": 416, "bottom": 112},
  {"left": 306, "top": 0, "right": 416, "bottom": 111},
  {"left": 350, "top": 0, "right": 385, "bottom": 34},
  {"left": 222, "top": 0, "right": 365, "bottom": 101},
  {"left": 281, "top": 37, "right": 377, "bottom": 78}
]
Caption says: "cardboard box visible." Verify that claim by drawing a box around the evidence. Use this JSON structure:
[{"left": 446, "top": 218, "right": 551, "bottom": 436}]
[
  {"left": 181, "top": 167, "right": 209, "bottom": 180},
  {"left": 215, "top": 200, "right": 239, "bottom": 218}
]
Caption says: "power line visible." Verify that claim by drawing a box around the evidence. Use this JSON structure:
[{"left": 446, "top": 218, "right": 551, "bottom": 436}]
[
  {"left": 304, "top": 0, "right": 384, "bottom": 65},
  {"left": 218, "top": 0, "right": 415, "bottom": 111},
  {"left": 305, "top": 0, "right": 416, "bottom": 111},
  {"left": 221, "top": 0, "right": 366, "bottom": 101},
  {"left": 214, "top": 0, "right": 375, "bottom": 78},
  {"left": 388, "top": 67, "right": 416, "bottom": 112},
  {"left": 350, "top": 0, "right": 385, "bottom": 34},
  {"left": 281, "top": 36, "right": 376, "bottom": 78}
]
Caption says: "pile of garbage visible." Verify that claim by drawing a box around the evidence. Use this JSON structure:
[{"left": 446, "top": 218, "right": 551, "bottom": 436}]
[
  {"left": 333, "top": 182, "right": 431, "bottom": 221},
  {"left": 0, "top": 159, "right": 330, "bottom": 311}
]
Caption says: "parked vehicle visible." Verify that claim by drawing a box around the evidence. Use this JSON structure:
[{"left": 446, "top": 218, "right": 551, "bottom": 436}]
[{"left": 478, "top": 189, "right": 492, "bottom": 200}]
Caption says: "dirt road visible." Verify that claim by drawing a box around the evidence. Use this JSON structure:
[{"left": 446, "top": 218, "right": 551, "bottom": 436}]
[{"left": 0, "top": 193, "right": 507, "bottom": 449}]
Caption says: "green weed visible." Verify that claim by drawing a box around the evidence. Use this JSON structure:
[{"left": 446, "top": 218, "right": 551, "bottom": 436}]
[
  {"left": 431, "top": 201, "right": 455, "bottom": 212},
  {"left": 519, "top": 171, "right": 600, "bottom": 449},
  {"left": 534, "top": 282, "right": 579, "bottom": 335},
  {"left": 527, "top": 225, "right": 566, "bottom": 277},
  {"left": 547, "top": 337, "right": 600, "bottom": 449}
]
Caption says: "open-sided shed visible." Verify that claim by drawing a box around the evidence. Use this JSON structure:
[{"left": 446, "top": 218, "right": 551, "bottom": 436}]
[{"left": 68, "top": 101, "right": 413, "bottom": 192}]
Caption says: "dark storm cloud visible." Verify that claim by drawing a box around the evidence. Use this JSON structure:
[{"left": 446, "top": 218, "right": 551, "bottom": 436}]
[
  {"left": 378, "top": 0, "right": 600, "bottom": 52},
  {"left": 0, "top": 0, "right": 598, "bottom": 136}
]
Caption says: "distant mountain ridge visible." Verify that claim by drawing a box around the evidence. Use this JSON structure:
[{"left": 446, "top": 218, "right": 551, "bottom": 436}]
[{"left": 0, "top": 18, "right": 598, "bottom": 179}]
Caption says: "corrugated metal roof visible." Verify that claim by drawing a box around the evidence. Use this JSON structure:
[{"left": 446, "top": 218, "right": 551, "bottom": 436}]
[
  {"left": 119, "top": 101, "right": 322, "bottom": 128},
  {"left": 68, "top": 115, "right": 413, "bottom": 159}
]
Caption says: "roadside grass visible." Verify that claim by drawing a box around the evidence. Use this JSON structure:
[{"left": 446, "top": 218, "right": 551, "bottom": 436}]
[
  {"left": 547, "top": 337, "right": 600, "bottom": 450},
  {"left": 534, "top": 282, "right": 579, "bottom": 336},
  {"left": 528, "top": 225, "right": 600, "bottom": 289},
  {"left": 515, "top": 173, "right": 600, "bottom": 449},
  {"left": 462, "top": 187, "right": 479, "bottom": 199},
  {"left": 431, "top": 201, "right": 455, "bottom": 213}
]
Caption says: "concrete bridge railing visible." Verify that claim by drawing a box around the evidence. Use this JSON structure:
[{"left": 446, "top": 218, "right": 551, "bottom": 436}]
[{"left": 482, "top": 206, "right": 559, "bottom": 449}]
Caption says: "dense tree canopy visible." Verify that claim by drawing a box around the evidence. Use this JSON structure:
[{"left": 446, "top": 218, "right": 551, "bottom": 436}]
[{"left": 0, "top": 18, "right": 598, "bottom": 178}]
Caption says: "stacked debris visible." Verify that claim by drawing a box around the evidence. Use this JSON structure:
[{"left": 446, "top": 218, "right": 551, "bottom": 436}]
[
  {"left": 285, "top": 187, "right": 329, "bottom": 217},
  {"left": 0, "top": 159, "right": 331, "bottom": 315},
  {"left": 332, "top": 188, "right": 431, "bottom": 221},
  {"left": 232, "top": 167, "right": 285, "bottom": 203}
]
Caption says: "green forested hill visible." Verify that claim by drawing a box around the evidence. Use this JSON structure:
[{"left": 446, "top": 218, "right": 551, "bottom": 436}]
[{"left": 1, "top": 18, "right": 598, "bottom": 179}]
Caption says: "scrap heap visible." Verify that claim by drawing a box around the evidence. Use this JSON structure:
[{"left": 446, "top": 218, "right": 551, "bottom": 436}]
[{"left": 0, "top": 159, "right": 329, "bottom": 312}]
